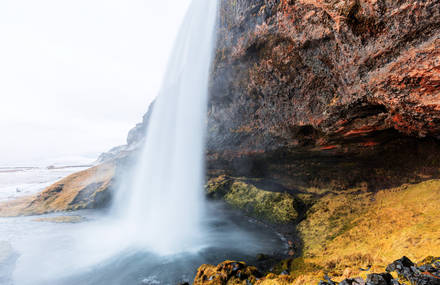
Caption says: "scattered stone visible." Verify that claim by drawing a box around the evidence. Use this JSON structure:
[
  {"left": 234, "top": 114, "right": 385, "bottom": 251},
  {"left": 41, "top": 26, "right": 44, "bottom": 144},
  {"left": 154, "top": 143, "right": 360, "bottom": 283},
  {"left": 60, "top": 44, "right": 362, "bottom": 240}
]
[
  {"left": 339, "top": 278, "right": 365, "bottom": 285},
  {"left": 386, "top": 256, "right": 440, "bottom": 285},
  {"left": 365, "top": 273, "right": 394, "bottom": 285}
]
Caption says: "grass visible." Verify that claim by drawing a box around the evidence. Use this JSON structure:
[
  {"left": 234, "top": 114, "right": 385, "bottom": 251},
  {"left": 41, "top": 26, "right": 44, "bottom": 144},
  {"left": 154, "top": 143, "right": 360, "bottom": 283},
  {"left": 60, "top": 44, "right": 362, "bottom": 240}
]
[
  {"left": 201, "top": 178, "right": 440, "bottom": 283},
  {"left": 288, "top": 179, "right": 440, "bottom": 282}
]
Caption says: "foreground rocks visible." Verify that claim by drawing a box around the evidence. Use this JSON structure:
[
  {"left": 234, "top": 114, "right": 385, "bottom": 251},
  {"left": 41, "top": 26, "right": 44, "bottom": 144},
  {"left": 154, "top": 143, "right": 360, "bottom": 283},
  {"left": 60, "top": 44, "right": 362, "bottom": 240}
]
[
  {"left": 194, "top": 261, "right": 263, "bottom": 285},
  {"left": 194, "top": 257, "right": 440, "bottom": 285},
  {"left": 319, "top": 256, "right": 440, "bottom": 285}
]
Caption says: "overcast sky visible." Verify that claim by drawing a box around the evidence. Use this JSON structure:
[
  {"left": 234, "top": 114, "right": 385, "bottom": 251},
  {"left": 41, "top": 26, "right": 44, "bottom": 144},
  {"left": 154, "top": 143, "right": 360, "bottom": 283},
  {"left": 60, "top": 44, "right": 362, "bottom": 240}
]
[{"left": 0, "top": 0, "right": 191, "bottom": 165}]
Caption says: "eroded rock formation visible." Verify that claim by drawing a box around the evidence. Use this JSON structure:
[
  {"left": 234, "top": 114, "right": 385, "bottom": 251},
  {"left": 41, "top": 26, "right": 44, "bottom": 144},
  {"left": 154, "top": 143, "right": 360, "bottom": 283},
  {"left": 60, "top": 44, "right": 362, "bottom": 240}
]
[{"left": 207, "top": 0, "right": 440, "bottom": 190}]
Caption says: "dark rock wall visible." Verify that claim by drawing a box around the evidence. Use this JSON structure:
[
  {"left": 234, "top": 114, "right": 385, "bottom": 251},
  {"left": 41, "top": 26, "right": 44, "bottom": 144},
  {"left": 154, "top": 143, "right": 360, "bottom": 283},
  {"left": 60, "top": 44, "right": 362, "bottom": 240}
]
[{"left": 207, "top": 0, "right": 440, "bottom": 190}]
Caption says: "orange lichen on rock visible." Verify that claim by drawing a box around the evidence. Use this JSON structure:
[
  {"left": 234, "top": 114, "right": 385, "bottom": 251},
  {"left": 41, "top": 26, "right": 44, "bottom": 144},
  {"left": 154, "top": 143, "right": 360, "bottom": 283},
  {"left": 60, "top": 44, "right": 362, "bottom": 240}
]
[{"left": 193, "top": 260, "right": 297, "bottom": 285}]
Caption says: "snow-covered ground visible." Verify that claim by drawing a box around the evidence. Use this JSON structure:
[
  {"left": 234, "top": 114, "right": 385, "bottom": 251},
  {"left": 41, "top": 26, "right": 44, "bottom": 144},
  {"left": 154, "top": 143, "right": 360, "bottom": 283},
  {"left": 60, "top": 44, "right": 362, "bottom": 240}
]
[{"left": 0, "top": 163, "right": 91, "bottom": 202}]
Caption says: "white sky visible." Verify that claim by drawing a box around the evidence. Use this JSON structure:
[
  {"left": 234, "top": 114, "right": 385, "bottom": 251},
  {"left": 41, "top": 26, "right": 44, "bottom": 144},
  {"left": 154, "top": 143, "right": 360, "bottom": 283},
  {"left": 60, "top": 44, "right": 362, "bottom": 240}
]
[{"left": 0, "top": 0, "right": 192, "bottom": 165}]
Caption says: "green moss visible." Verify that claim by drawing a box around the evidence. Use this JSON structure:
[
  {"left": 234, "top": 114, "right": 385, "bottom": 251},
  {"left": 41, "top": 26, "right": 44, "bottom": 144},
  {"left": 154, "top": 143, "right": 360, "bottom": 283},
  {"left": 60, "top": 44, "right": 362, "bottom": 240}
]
[
  {"left": 205, "top": 175, "right": 232, "bottom": 199},
  {"left": 224, "top": 181, "right": 298, "bottom": 224}
]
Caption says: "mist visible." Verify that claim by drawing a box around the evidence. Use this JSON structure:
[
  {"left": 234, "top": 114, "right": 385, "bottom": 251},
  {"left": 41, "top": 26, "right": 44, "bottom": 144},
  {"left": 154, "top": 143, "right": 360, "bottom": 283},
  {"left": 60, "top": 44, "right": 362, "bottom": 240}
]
[{"left": 0, "top": 0, "right": 192, "bottom": 165}]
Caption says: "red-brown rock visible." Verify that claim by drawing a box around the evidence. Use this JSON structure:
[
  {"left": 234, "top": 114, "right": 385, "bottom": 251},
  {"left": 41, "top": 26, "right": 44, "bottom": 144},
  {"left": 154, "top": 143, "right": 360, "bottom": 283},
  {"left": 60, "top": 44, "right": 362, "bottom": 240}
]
[{"left": 207, "top": 0, "right": 440, "bottom": 190}]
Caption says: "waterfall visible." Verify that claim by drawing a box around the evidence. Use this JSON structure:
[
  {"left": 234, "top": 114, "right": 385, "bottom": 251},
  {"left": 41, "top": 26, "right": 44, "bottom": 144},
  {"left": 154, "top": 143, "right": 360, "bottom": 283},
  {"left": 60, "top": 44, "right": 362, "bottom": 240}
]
[{"left": 115, "top": 0, "right": 218, "bottom": 255}]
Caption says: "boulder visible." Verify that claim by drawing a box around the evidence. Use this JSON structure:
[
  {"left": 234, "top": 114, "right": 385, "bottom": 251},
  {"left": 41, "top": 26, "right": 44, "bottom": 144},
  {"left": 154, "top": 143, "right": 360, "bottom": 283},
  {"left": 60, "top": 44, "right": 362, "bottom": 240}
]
[
  {"left": 206, "top": 176, "right": 299, "bottom": 224},
  {"left": 193, "top": 261, "right": 262, "bottom": 285}
]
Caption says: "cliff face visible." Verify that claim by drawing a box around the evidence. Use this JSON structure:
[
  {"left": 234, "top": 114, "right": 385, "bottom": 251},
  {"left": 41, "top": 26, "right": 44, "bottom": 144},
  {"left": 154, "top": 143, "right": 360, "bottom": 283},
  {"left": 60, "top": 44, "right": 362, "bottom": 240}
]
[
  {"left": 207, "top": 0, "right": 440, "bottom": 190},
  {"left": 200, "top": 2, "right": 440, "bottom": 281}
]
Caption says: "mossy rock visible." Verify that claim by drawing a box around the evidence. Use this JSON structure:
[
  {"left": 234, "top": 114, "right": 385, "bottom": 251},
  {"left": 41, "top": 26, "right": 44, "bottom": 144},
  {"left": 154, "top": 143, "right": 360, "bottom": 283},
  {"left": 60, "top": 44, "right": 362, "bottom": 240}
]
[
  {"left": 206, "top": 175, "right": 233, "bottom": 199},
  {"left": 206, "top": 176, "right": 298, "bottom": 224},
  {"left": 225, "top": 181, "right": 297, "bottom": 224}
]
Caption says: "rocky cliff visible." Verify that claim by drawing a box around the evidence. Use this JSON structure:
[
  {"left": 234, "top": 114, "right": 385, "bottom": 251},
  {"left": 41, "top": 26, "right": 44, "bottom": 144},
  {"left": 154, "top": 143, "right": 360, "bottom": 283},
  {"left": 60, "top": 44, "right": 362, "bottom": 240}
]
[
  {"left": 89, "top": 0, "right": 440, "bottom": 193},
  {"left": 207, "top": 0, "right": 440, "bottom": 191},
  {"left": 200, "top": 0, "right": 440, "bottom": 283}
]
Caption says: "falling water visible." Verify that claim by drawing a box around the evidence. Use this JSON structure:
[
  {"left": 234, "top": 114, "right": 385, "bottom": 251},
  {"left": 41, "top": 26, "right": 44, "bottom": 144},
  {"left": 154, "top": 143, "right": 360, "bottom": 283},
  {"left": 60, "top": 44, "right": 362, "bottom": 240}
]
[
  {"left": 0, "top": 2, "right": 287, "bottom": 283},
  {"left": 115, "top": 0, "right": 218, "bottom": 254}
]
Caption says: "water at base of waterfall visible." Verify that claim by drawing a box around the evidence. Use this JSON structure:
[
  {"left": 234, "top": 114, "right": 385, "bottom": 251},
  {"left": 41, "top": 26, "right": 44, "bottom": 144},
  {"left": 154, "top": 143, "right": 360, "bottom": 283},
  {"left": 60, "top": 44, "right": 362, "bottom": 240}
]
[{"left": 0, "top": 203, "right": 286, "bottom": 285}]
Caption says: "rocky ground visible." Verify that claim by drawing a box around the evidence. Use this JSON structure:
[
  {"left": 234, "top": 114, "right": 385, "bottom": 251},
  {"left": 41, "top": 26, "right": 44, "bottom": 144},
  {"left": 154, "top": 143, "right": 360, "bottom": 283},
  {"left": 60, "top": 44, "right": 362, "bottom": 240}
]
[{"left": 192, "top": 256, "right": 440, "bottom": 285}]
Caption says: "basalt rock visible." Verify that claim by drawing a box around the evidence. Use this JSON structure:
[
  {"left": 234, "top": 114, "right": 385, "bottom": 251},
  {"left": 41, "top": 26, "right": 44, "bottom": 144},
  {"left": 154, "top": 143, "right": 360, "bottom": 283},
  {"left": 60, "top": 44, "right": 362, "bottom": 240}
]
[
  {"left": 335, "top": 273, "right": 400, "bottom": 285},
  {"left": 319, "top": 256, "right": 440, "bottom": 285},
  {"left": 386, "top": 256, "right": 440, "bottom": 285},
  {"left": 365, "top": 273, "right": 396, "bottom": 285}
]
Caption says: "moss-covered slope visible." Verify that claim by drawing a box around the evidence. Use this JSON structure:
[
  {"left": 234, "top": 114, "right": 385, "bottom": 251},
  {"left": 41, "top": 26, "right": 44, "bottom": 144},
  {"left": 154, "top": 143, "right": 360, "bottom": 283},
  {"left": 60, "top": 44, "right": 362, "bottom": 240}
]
[{"left": 201, "top": 178, "right": 440, "bottom": 284}]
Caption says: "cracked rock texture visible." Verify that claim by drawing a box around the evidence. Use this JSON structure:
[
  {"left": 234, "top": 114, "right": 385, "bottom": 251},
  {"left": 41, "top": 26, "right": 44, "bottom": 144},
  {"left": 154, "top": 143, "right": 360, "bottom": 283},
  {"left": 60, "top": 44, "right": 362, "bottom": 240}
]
[{"left": 206, "top": 0, "right": 440, "bottom": 190}]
